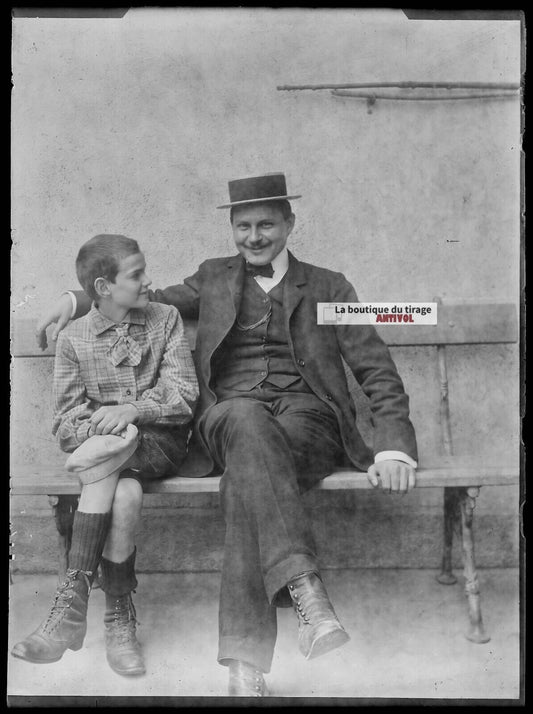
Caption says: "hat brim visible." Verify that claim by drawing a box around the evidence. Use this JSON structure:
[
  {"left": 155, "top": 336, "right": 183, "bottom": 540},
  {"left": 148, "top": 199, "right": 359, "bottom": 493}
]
[
  {"left": 65, "top": 425, "right": 139, "bottom": 484},
  {"left": 216, "top": 194, "right": 301, "bottom": 209}
]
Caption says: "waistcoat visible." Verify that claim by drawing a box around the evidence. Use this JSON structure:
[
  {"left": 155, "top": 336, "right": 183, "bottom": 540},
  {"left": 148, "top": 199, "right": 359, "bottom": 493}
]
[{"left": 214, "top": 274, "right": 311, "bottom": 394}]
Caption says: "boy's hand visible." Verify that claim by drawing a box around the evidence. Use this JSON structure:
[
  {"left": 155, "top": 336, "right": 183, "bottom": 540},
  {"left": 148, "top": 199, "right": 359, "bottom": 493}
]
[
  {"left": 89, "top": 404, "right": 139, "bottom": 436},
  {"left": 35, "top": 294, "right": 73, "bottom": 350},
  {"left": 367, "top": 460, "right": 416, "bottom": 494}
]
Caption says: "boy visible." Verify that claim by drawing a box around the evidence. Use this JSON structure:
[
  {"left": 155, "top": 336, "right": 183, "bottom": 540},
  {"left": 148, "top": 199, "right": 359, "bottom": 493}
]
[{"left": 12, "top": 234, "right": 199, "bottom": 677}]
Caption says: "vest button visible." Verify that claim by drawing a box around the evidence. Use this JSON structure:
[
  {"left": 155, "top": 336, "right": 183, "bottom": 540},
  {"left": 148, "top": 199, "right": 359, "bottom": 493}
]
[
  {"left": 261, "top": 371, "right": 266, "bottom": 376},
  {"left": 125, "top": 389, "right": 132, "bottom": 396},
  {"left": 297, "top": 359, "right": 305, "bottom": 367},
  {"left": 325, "top": 393, "right": 333, "bottom": 400}
]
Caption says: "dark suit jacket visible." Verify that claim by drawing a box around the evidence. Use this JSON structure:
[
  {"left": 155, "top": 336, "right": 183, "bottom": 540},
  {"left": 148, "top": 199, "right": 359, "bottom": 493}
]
[{"left": 145, "top": 251, "right": 418, "bottom": 476}]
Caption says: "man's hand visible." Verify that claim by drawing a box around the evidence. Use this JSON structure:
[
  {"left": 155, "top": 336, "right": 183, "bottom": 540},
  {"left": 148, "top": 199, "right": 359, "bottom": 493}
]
[
  {"left": 89, "top": 404, "right": 139, "bottom": 436},
  {"left": 367, "top": 459, "right": 416, "bottom": 494},
  {"left": 35, "top": 294, "right": 74, "bottom": 351}
]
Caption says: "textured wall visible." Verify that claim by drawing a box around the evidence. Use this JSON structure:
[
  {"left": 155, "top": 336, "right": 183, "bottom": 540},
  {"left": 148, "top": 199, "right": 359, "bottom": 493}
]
[
  {"left": 12, "top": 10, "right": 521, "bottom": 308},
  {"left": 11, "top": 10, "right": 522, "bottom": 569}
]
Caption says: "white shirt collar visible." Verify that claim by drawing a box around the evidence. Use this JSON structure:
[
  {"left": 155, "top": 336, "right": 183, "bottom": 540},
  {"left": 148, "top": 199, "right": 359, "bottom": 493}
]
[{"left": 271, "top": 247, "right": 289, "bottom": 277}]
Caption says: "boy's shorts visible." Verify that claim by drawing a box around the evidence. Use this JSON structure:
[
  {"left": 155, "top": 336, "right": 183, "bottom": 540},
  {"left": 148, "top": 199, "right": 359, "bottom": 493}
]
[{"left": 119, "top": 424, "right": 190, "bottom": 486}]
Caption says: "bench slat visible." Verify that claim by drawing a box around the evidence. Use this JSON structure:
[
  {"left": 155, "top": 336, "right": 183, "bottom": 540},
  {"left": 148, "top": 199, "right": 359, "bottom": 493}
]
[
  {"left": 375, "top": 302, "right": 518, "bottom": 345},
  {"left": 11, "top": 302, "right": 518, "bottom": 357},
  {"left": 10, "top": 466, "right": 519, "bottom": 496}
]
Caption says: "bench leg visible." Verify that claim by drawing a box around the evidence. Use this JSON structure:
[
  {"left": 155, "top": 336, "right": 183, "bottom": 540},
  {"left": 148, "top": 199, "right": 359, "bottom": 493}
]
[
  {"left": 437, "top": 486, "right": 459, "bottom": 585},
  {"left": 49, "top": 494, "right": 79, "bottom": 584},
  {"left": 459, "top": 486, "right": 490, "bottom": 643}
]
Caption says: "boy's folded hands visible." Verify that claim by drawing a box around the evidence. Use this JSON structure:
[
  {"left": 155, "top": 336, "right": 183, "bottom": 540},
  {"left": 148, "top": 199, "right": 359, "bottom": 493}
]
[{"left": 89, "top": 403, "right": 140, "bottom": 436}]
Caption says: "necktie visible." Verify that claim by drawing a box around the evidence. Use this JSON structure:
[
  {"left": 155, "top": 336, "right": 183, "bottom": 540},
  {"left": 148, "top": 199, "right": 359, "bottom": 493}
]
[
  {"left": 246, "top": 262, "right": 274, "bottom": 278},
  {"left": 107, "top": 324, "right": 143, "bottom": 367}
]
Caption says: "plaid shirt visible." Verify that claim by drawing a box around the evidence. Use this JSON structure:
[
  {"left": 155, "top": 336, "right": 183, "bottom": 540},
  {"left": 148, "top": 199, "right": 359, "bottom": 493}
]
[{"left": 53, "top": 302, "right": 199, "bottom": 453}]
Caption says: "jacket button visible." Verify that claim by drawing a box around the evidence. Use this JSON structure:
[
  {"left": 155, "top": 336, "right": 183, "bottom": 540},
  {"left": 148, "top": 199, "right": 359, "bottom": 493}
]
[
  {"left": 325, "top": 393, "right": 333, "bottom": 400},
  {"left": 297, "top": 359, "right": 305, "bottom": 367},
  {"left": 125, "top": 389, "right": 132, "bottom": 396}
]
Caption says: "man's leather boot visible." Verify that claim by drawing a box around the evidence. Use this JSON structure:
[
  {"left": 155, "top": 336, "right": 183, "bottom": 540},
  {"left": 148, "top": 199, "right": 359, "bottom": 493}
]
[
  {"left": 11, "top": 568, "right": 92, "bottom": 663},
  {"left": 104, "top": 591, "right": 145, "bottom": 676},
  {"left": 228, "top": 659, "right": 268, "bottom": 697},
  {"left": 288, "top": 571, "right": 350, "bottom": 659}
]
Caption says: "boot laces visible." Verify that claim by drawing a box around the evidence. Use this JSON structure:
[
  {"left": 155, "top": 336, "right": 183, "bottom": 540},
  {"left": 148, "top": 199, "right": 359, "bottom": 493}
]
[
  {"left": 292, "top": 595, "right": 311, "bottom": 625},
  {"left": 288, "top": 577, "right": 331, "bottom": 626},
  {"left": 229, "top": 661, "right": 266, "bottom": 696},
  {"left": 42, "top": 568, "right": 92, "bottom": 634},
  {"left": 108, "top": 593, "right": 139, "bottom": 646}
]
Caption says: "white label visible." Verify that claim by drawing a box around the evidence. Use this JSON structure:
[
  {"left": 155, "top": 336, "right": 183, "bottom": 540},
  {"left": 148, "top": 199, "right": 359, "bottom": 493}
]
[{"left": 317, "top": 302, "right": 438, "bottom": 325}]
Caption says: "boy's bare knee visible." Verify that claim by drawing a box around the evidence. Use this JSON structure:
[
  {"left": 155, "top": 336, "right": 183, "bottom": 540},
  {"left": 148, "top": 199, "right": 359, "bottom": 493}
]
[{"left": 113, "top": 477, "right": 143, "bottom": 515}]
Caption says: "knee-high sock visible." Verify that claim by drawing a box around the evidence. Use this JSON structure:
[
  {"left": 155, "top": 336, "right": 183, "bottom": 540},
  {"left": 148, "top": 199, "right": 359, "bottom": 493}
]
[
  {"left": 100, "top": 548, "right": 138, "bottom": 597},
  {"left": 68, "top": 511, "right": 112, "bottom": 576}
]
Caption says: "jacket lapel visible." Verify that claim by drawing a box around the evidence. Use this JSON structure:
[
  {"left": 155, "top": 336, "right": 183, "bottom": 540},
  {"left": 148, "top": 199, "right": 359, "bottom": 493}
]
[
  {"left": 219, "top": 251, "right": 306, "bottom": 327},
  {"left": 225, "top": 254, "right": 245, "bottom": 316},
  {"left": 201, "top": 255, "right": 244, "bottom": 366},
  {"left": 283, "top": 251, "right": 307, "bottom": 323}
]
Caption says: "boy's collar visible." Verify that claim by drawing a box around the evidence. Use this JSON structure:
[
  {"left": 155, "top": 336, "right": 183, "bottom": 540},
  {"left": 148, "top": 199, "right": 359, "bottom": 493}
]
[{"left": 89, "top": 303, "right": 146, "bottom": 335}]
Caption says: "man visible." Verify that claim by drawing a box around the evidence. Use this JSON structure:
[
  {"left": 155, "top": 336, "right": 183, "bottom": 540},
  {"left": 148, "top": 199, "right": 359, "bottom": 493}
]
[{"left": 36, "top": 173, "right": 417, "bottom": 696}]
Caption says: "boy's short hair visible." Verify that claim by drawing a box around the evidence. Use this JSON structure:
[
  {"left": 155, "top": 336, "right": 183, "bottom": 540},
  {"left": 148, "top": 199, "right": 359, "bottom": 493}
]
[
  {"left": 230, "top": 199, "right": 292, "bottom": 223},
  {"left": 76, "top": 234, "right": 140, "bottom": 301}
]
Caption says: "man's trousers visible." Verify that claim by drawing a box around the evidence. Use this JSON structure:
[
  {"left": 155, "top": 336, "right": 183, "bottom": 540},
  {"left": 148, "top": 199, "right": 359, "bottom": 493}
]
[{"left": 200, "top": 386, "right": 345, "bottom": 673}]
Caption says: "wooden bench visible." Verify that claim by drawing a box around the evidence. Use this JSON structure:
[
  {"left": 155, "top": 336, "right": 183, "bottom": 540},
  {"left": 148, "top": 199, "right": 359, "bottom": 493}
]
[{"left": 10, "top": 299, "right": 520, "bottom": 645}]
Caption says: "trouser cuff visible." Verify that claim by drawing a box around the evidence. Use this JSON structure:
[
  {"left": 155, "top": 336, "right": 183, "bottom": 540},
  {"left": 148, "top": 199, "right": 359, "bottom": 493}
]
[
  {"left": 264, "top": 554, "right": 319, "bottom": 607},
  {"left": 218, "top": 636, "right": 273, "bottom": 674}
]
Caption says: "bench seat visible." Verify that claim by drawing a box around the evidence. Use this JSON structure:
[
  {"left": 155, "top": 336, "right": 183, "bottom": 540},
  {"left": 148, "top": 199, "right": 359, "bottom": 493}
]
[{"left": 10, "top": 464, "right": 519, "bottom": 496}]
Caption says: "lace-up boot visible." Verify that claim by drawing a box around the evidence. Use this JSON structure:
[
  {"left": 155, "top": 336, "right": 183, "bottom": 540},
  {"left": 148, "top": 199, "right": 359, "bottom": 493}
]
[
  {"left": 228, "top": 659, "right": 268, "bottom": 696},
  {"left": 11, "top": 568, "right": 92, "bottom": 663},
  {"left": 104, "top": 591, "right": 145, "bottom": 676},
  {"left": 287, "top": 571, "right": 350, "bottom": 659},
  {"left": 100, "top": 550, "right": 145, "bottom": 676},
  {"left": 11, "top": 510, "right": 110, "bottom": 664}
]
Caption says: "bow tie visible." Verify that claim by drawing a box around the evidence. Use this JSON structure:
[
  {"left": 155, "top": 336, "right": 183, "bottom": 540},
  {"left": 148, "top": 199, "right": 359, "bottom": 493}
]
[
  {"left": 246, "top": 262, "right": 274, "bottom": 278},
  {"left": 107, "top": 324, "right": 143, "bottom": 367}
]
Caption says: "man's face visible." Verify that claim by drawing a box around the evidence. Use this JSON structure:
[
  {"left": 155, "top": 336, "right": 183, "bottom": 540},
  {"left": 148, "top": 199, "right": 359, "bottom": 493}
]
[
  {"left": 231, "top": 202, "right": 295, "bottom": 266},
  {"left": 107, "top": 252, "right": 152, "bottom": 310}
]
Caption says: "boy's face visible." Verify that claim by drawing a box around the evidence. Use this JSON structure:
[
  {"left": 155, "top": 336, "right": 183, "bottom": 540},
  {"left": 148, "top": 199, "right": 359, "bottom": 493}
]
[
  {"left": 107, "top": 252, "right": 151, "bottom": 310},
  {"left": 231, "top": 202, "right": 295, "bottom": 266}
]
